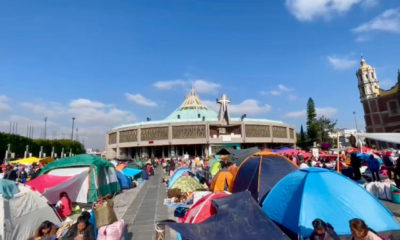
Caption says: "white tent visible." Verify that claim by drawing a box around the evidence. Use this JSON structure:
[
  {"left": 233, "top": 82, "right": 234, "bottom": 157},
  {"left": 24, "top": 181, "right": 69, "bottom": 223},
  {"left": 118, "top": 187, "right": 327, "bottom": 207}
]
[
  {"left": 0, "top": 183, "right": 61, "bottom": 240},
  {"left": 356, "top": 133, "right": 400, "bottom": 144}
]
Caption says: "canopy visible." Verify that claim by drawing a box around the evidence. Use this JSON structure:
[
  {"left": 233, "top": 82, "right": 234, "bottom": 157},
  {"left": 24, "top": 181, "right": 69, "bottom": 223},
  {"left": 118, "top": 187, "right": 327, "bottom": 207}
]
[
  {"left": 9, "top": 157, "right": 54, "bottom": 165},
  {"left": 210, "top": 170, "right": 233, "bottom": 193},
  {"left": 165, "top": 191, "right": 290, "bottom": 240},
  {"left": 122, "top": 167, "right": 142, "bottom": 178},
  {"left": 183, "top": 192, "right": 230, "bottom": 224},
  {"left": 40, "top": 154, "right": 120, "bottom": 203},
  {"left": 216, "top": 147, "right": 260, "bottom": 165},
  {"left": 262, "top": 168, "right": 400, "bottom": 238},
  {"left": 170, "top": 176, "right": 204, "bottom": 193},
  {"left": 0, "top": 179, "right": 19, "bottom": 199},
  {"left": 356, "top": 132, "right": 400, "bottom": 144},
  {"left": 232, "top": 153, "right": 298, "bottom": 203},
  {"left": 0, "top": 182, "right": 61, "bottom": 240},
  {"left": 168, "top": 168, "right": 193, "bottom": 189}
]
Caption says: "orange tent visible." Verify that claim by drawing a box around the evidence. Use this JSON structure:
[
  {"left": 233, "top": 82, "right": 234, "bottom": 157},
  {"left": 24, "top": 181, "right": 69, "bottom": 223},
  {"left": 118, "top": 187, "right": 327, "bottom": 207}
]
[
  {"left": 228, "top": 165, "right": 239, "bottom": 178},
  {"left": 116, "top": 164, "right": 126, "bottom": 171},
  {"left": 210, "top": 170, "right": 234, "bottom": 193}
]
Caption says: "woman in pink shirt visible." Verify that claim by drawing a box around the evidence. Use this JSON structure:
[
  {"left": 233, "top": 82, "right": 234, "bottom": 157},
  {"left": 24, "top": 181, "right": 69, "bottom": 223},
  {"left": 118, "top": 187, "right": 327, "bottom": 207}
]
[
  {"left": 349, "top": 219, "right": 383, "bottom": 240},
  {"left": 57, "top": 192, "right": 72, "bottom": 219}
]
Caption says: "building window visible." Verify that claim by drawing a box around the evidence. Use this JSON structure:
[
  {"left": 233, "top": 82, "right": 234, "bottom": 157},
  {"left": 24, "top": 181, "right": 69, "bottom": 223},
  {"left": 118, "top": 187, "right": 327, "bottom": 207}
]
[
  {"left": 198, "top": 114, "right": 201, "bottom": 118},
  {"left": 177, "top": 114, "right": 180, "bottom": 119},
  {"left": 388, "top": 101, "right": 399, "bottom": 116}
]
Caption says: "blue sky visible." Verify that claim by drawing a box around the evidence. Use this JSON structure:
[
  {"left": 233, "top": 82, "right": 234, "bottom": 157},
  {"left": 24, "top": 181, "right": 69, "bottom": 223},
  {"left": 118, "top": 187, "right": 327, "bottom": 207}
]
[{"left": 0, "top": 0, "right": 399, "bottom": 149}]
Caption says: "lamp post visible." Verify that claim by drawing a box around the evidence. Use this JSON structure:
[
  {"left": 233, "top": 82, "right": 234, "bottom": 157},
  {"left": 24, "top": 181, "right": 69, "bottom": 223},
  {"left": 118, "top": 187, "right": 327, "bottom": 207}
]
[
  {"left": 71, "top": 117, "right": 75, "bottom": 140},
  {"left": 44, "top": 117, "right": 47, "bottom": 139}
]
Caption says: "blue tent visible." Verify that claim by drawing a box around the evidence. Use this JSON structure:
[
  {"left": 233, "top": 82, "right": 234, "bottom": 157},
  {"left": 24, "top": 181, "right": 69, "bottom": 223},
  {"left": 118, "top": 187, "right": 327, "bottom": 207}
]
[
  {"left": 168, "top": 168, "right": 194, "bottom": 189},
  {"left": 117, "top": 171, "right": 132, "bottom": 189},
  {"left": 232, "top": 153, "right": 298, "bottom": 203},
  {"left": 357, "top": 153, "right": 383, "bottom": 164},
  {"left": 122, "top": 167, "right": 142, "bottom": 179},
  {"left": 262, "top": 168, "right": 400, "bottom": 238},
  {"left": 0, "top": 179, "right": 19, "bottom": 199}
]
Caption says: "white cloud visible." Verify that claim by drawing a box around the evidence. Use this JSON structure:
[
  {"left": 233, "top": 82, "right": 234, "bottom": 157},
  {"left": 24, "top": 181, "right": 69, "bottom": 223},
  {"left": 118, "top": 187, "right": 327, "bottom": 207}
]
[
  {"left": 154, "top": 79, "right": 220, "bottom": 94},
  {"left": 327, "top": 56, "right": 358, "bottom": 70},
  {"left": 203, "top": 99, "right": 271, "bottom": 116},
  {"left": 153, "top": 80, "right": 186, "bottom": 90},
  {"left": 361, "top": 0, "right": 380, "bottom": 8},
  {"left": 125, "top": 93, "right": 157, "bottom": 107},
  {"left": 278, "top": 84, "right": 293, "bottom": 92},
  {"left": 353, "top": 8, "right": 400, "bottom": 34},
  {"left": 230, "top": 99, "right": 271, "bottom": 116},
  {"left": 69, "top": 99, "right": 105, "bottom": 109},
  {"left": 192, "top": 80, "right": 220, "bottom": 94},
  {"left": 285, "top": 107, "right": 337, "bottom": 118},
  {"left": 285, "top": 0, "right": 363, "bottom": 21},
  {"left": 270, "top": 90, "right": 282, "bottom": 96},
  {"left": 21, "top": 102, "right": 65, "bottom": 118},
  {"left": 0, "top": 95, "right": 11, "bottom": 112},
  {"left": 380, "top": 78, "right": 395, "bottom": 89}
]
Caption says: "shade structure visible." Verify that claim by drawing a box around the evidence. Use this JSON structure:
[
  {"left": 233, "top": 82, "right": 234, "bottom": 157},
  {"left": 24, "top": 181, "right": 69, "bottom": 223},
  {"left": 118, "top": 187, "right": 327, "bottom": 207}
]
[
  {"left": 0, "top": 181, "right": 61, "bottom": 240},
  {"left": 210, "top": 170, "right": 233, "bottom": 193},
  {"left": 183, "top": 192, "right": 230, "bottom": 224},
  {"left": 168, "top": 168, "right": 193, "bottom": 189},
  {"left": 122, "top": 167, "right": 142, "bottom": 178},
  {"left": 232, "top": 153, "right": 298, "bottom": 203},
  {"left": 170, "top": 176, "right": 204, "bottom": 193},
  {"left": 40, "top": 154, "right": 120, "bottom": 203},
  {"left": 165, "top": 191, "right": 290, "bottom": 240},
  {"left": 262, "top": 168, "right": 400, "bottom": 238},
  {"left": 9, "top": 157, "right": 54, "bottom": 165}
]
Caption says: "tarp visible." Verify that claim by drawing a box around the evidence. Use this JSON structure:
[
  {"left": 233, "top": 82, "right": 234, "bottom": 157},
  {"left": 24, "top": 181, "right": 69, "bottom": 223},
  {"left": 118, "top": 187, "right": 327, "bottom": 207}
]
[
  {"left": 356, "top": 132, "right": 400, "bottom": 144},
  {"left": 0, "top": 182, "right": 61, "bottom": 240},
  {"left": 232, "top": 153, "right": 298, "bottom": 203},
  {"left": 165, "top": 191, "right": 290, "bottom": 240},
  {"left": 183, "top": 192, "right": 229, "bottom": 224},
  {"left": 170, "top": 176, "right": 205, "bottom": 193},
  {"left": 0, "top": 179, "right": 19, "bottom": 199},
  {"left": 216, "top": 147, "right": 260, "bottom": 165},
  {"left": 168, "top": 168, "right": 193, "bottom": 189},
  {"left": 40, "top": 154, "right": 120, "bottom": 203},
  {"left": 9, "top": 157, "right": 54, "bottom": 165},
  {"left": 117, "top": 171, "right": 132, "bottom": 189},
  {"left": 262, "top": 168, "right": 400, "bottom": 238},
  {"left": 210, "top": 170, "right": 233, "bottom": 193},
  {"left": 122, "top": 167, "right": 142, "bottom": 178}
]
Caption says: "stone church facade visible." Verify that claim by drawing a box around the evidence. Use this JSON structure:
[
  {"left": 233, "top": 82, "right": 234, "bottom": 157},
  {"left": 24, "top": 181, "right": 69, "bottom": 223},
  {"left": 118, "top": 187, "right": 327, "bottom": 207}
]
[{"left": 357, "top": 58, "right": 400, "bottom": 133}]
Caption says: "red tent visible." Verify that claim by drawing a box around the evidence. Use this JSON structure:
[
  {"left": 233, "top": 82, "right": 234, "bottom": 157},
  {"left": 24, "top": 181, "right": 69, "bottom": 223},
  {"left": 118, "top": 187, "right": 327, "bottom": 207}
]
[
  {"left": 27, "top": 175, "right": 72, "bottom": 193},
  {"left": 183, "top": 192, "right": 230, "bottom": 224}
]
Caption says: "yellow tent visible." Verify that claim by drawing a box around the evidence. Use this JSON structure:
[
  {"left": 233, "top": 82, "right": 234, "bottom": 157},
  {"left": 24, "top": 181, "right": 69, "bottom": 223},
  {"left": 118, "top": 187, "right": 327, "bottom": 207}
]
[{"left": 9, "top": 157, "right": 54, "bottom": 165}]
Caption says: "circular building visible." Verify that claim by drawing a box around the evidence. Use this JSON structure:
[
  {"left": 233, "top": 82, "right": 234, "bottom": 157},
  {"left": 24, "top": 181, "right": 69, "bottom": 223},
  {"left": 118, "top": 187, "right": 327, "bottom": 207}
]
[{"left": 105, "top": 89, "right": 296, "bottom": 159}]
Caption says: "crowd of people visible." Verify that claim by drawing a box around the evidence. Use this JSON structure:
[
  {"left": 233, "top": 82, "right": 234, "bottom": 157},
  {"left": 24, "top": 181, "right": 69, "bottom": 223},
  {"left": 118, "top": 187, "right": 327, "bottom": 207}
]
[{"left": 0, "top": 162, "right": 41, "bottom": 182}]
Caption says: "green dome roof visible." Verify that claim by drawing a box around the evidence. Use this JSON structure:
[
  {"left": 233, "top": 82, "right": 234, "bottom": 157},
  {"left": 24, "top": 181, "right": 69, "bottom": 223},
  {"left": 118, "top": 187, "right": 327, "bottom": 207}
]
[{"left": 165, "top": 88, "right": 218, "bottom": 121}]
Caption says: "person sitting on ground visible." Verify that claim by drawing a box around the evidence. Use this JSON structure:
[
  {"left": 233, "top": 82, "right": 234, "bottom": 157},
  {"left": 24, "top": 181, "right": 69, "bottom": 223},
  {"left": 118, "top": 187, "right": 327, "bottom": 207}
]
[
  {"left": 308, "top": 218, "right": 339, "bottom": 240},
  {"left": 34, "top": 220, "right": 58, "bottom": 240},
  {"left": 57, "top": 192, "right": 73, "bottom": 219},
  {"left": 349, "top": 218, "right": 382, "bottom": 240},
  {"left": 62, "top": 213, "right": 95, "bottom": 240},
  {"left": 368, "top": 155, "right": 381, "bottom": 182}
]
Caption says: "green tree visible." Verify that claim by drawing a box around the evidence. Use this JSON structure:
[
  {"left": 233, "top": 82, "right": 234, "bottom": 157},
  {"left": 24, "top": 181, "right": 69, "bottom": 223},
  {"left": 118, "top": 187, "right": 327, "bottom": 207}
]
[
  {"left": 315, "top": 116, "right": 337, "bottom": 144},
  {"left": 306, "top": 98, "right": 318, "bottom": 146},
  {"left": 297, "top": 125, "right": 307, "bottom": 149}
]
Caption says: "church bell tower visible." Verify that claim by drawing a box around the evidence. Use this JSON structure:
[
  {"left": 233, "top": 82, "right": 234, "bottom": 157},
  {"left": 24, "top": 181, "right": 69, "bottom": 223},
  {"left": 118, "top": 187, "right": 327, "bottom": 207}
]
[{"left": 356, "top": 57, "right": 380, "bottom": 101}]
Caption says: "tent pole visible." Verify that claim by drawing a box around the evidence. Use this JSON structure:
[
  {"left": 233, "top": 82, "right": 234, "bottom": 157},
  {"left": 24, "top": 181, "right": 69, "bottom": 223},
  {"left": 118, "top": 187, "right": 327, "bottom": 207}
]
[{"left": 336, "top": 133, "right": 340, "bottom": 173}]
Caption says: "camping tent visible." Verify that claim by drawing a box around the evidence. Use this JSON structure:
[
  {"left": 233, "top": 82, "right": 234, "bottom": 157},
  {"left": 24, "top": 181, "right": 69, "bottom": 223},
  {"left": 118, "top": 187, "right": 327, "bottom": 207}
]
[
  {"left": 40, "top": 154, "right": 120, "bottom": 203},
  {"left": 117, "top": 171, "right": 132, "bottom": 189},
  {"left": 27, "top": 170, "right": 92, "bottom": 204},
  {"left": 165, "top": 191, "right": 290, "bottom": 240},
  {"left": 170, "top": 176, "right": 205, "bottom": 193},
  {"left": 122, "top": 167, "right": 142, "bottom": 179},
  {"left": 168, "top": 168, "right": 193, "bottom": 188},
  {"left": 0, "top": 179, "right": 61, "bottom": 240},
  {"left": 216, "top": 147, "right": 260, "bottom": 165},
  {"left": 210, "top": 170, "right": 234, "bottom": 193},
  {"left": 9, "top": 157, "right": 54, "bottom": 165},
  {"left": 183, "top": 192, "right": 230, "bottom": 224},
  {"left": 232, "top": 153, "right": 298, "bottom": 203},
  {"left": 262, "top": 168, "right": 400, "bottom": 238}
]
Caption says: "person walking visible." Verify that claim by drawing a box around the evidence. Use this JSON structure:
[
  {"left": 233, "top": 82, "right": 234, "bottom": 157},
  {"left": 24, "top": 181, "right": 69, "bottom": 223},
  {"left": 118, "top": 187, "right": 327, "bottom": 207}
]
[
  {"left": 351, "top": 152, "right": 362, "bottom": 181},
  {"left": 368, "top": 155, "right": 381, "bottom": 182}
]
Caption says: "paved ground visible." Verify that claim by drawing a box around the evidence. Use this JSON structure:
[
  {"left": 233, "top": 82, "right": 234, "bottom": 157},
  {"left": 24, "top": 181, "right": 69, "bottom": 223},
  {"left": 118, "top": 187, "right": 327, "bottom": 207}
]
[{"left": 123, "top": 167, "right": 175, "bottom": 240}]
